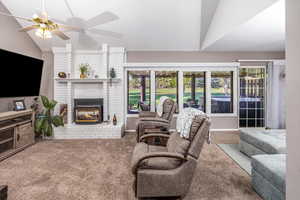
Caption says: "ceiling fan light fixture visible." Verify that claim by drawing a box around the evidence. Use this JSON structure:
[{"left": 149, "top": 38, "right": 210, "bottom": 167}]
[
  {"left": 32, "top": 14, "right": 39, "bottom": 19},
  {"left": 35, "top": 28, "right": 52, "bottom": 39}
]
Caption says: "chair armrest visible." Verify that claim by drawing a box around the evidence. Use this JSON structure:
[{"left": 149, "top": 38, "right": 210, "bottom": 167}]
[
  {"left": 139, "top": 117, "right": 169, "bottom": 124},
  {"left": 139, "top": 133, "right": 170, "bottom": 143},
  {"left": 139, "top": 111, "right": 157, "bottom": 118},
  {"left": 131, "top": 152, "right": 186, "bottom": 174}
]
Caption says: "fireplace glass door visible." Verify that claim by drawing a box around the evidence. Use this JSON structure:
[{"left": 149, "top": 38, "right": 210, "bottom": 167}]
[{"left": 75, "top": 107, "right": 102, "bottom": 124}]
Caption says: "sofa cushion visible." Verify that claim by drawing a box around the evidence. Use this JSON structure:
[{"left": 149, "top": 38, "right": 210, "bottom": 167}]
[
  {"left": 252, "top": 154, "right": 286, "bottom": 193},
  {"left": 240, "top": 129, "right": 286, "bottom": 154}
]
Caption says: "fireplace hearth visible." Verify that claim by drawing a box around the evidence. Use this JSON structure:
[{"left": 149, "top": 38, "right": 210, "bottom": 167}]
[{"left": 74, "top": 98, "right": 103, "bottom": 124}]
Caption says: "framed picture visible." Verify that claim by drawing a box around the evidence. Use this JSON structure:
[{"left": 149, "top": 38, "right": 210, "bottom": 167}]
[{"left": 13, "top": 100, "right": 26, "bottom": 111}]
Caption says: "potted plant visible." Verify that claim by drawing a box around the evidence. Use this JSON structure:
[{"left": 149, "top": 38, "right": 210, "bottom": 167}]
[
  {"left": 35, "top": 96, "right": 64, "bottom": 138},
  {"left": 79, "top": 63, "right": 90, "bottom": 79}
]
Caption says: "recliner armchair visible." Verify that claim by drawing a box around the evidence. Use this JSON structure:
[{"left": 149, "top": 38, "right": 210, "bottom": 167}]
[
  {"left": 136, "top": 98, "right": 176, "bottom": 142},
  {"left": 131, "top": 114, "right": 211, "bottom": 199}
]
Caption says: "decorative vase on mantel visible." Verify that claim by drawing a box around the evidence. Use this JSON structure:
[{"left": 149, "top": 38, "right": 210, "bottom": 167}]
[{"left": 113, "top": 114, "right": 117, "bottom": 126}]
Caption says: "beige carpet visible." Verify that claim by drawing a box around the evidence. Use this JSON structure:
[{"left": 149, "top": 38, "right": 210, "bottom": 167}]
[{"left": 0, "top": 134, "right": 261, "bottom": 200}]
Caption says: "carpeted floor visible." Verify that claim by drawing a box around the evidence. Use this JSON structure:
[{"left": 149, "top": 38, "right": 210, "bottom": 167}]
[{"left": 0, "top": 134, "right": 261, "bottom": 200}]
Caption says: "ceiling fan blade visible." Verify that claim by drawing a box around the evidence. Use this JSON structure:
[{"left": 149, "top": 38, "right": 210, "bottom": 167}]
[
  {"left": 58, "top": 24, "right": 83, "bottom": 32},
  {"left": 85, "top": 11, "right": 119, "bottom": 28},
  {"left": 0, "top": 11, "right": 32, "bottom": 22},
  {"left": 52, "top": 30, "right": 70, "bottom": 40},
  {"left": 88, "top": 28, "right": 122, "bottom": 39},
  {"left": 51, "top": 18, "right": 67, "bottom": 24},
  {"left": 78, "top": 33, "right": 98, "bottom": 48},
  {"left": 19, "top": 25, "right": 39, "bottom": 32}
]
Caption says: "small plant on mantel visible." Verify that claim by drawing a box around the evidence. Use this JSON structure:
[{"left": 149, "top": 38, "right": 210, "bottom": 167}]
[
  {"left": 79, "top": 63, "right": 90, "bottom": 79},
  {"left": 35, "top": 96, "right": 64, "bottom": 138}
]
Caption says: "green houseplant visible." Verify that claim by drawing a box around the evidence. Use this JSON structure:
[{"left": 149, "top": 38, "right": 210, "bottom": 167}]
[
  {"left": 35, "top": 96, "right": 64, "bottom": 138},
  {"left": 79, "top": 63, "right": 90, "bottom": 79}
]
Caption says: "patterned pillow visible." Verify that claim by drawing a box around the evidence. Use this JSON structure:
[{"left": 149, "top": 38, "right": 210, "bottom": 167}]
[{"left": 176, "top": 108, "right": 206, "bottom": 139}]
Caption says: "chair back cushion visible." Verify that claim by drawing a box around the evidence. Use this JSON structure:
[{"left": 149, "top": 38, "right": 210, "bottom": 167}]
[
  {"left": 161, "top": 98, "right": 176, "bottom": 122},
  {"left": 167, "top": 133, "right": 190, "bottom": 166},
  {"left": 188, "top": 116, "right": 211, "bottom": 159}
]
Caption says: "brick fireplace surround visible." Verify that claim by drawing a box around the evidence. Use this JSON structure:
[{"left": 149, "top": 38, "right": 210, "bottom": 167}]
[{"left": 53, "top": 44, "right": 125, "bottom": 139}]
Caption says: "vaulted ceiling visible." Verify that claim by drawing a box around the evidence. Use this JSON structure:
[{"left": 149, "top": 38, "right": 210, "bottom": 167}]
[{"left": 1, "top": 0, "right": 285, "bottom": 51}]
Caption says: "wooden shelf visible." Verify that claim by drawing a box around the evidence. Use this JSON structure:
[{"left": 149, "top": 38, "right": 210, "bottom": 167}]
[{"left": 55, "top": 78, "right": 121, "bottom": 84}]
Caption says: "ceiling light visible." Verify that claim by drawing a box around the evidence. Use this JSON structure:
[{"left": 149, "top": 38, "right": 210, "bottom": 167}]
[
  {"left": 35, "top": 28, "right": 52, "bottom": 39},
  {"left": 32, "top": 14, "right": 39, "bottom": 19}
]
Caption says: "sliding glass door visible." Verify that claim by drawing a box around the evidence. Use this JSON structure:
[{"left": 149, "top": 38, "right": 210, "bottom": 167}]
[{"left": 239, "top": 67, "right": 266, "bottom": 128}]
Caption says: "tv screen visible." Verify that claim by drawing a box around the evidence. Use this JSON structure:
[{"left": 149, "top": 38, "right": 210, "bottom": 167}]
[{"left": 0, "top": 49, "right": 44, "bottom": 98}]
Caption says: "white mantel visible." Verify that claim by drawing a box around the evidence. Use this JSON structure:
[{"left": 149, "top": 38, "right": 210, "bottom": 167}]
[{"left": 52, "top": 43, "right": 126, "bottom": 139}]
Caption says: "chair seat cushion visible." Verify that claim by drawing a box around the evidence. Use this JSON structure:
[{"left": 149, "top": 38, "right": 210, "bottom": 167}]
[
  {"left": 252, "top": 154, "right": 286, "bottom": 193},
  {"left": 131, "top": 142, "right": 181, "bottom": 171}
]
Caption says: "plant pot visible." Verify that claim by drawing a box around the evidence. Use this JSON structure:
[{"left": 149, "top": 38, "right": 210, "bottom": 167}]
[{"left": 80, "top": 73, "right": 87, "bottom": 79}]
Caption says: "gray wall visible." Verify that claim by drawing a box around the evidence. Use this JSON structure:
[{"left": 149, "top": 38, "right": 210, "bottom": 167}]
[
  {"left": 40, "top": 52, "right": 54, "bottom": 100},
  {"left": 127, "top": 51, "right": 285, "bottom": 62},
  {"left": 0, "top": 2, "right": 41, "bottom": 59},
  {"left": 286, "top": 0, "right": 300, "bottom": 199},
  {"left": 0, "top": 2, "right": 42, "bottom": 112}
]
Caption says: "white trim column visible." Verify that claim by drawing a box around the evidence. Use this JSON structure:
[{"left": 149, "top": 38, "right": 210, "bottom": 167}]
[
  {"left": 205, "top": 71, "right": 211, "bottom": 115},
  {"left": 150, "top": 71, "right": 156, "bottom": 112},
  {"left": 66, "top": 43, "right": 73, "bottom": 125},
  {"left": 178, "top": 71, "right": 184, "bottom": 113},
  {"left": 102, "top": 44, "right": 109, "bottom": 121}
]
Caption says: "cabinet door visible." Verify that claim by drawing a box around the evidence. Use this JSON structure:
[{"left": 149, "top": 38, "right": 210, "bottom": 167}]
[{"left": 15, "top": 123, "right": 34, "bottom": 149}]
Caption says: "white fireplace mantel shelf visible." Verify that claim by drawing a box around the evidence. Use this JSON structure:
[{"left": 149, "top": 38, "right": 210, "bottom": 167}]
[{"left": 55, "top": 78, "right": 121, "bottom": 84}]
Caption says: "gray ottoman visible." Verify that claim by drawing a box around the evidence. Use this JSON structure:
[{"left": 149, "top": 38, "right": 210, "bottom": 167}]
[
  {"left": 252, "top": 154, "right": 286, "bottom": 200},
  {"left": 239, "top": 129, "right": 286, "bottom": 156}
]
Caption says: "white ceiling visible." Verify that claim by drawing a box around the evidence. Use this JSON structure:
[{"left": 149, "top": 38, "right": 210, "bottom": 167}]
[
  {"left": 1, "top": 0, "right": 285, "bottom": 51},
  {"left": 204, "top": 0, "right": 285, "bottom": 51}
]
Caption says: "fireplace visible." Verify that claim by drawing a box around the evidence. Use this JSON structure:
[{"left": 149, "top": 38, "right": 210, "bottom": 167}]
[{"left": 74, "top": 98, "right": 103, "bottom": 124}]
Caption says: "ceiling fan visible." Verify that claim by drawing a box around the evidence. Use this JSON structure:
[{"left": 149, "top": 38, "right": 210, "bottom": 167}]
[
  {"left": 50, "top": 0, "right": 123, "bottom": 48},
  {"left": 0, "top": 0, "right": 81, "bottom": 40}
]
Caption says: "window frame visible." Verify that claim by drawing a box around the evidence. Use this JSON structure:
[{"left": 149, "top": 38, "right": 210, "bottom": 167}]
[
  {"left": 210, "top": 71, "right": 234, "bottom": 114},
  {"left": 238, "top": 65, "right": 267, "bottom": 128},
  {"left": 183, "top": 71, "right": 206, "bottom": 112},
  {"left": 124, "top": 64, "right": 239, "bottom": 118},
  {"left": 127, "top": 70, "right": 151, "bottom": 114},
  {"left": 154, "top": 70, "right": 179, "bottom": 113}
]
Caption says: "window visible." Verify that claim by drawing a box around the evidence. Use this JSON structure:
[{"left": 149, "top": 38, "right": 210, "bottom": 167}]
[
  {"left": 239, "top": 68, "right": 265, "bottom": 127},
  {"left": 155, "top": 71, "right": 178, "bottom": 110},
  {"left": 211, "top": 71, "right": 233, "bottom": 113},
  {"left": 127, "top": 71, "right": 151, "bottom": 113},
  {"left": 183, "top": 72, "right": 206, "bottom": 111}
]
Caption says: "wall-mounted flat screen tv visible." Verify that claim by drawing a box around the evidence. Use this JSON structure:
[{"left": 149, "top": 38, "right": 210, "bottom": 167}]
[{"left": 0, "top": 49, "right": 44, "bottom": 98}]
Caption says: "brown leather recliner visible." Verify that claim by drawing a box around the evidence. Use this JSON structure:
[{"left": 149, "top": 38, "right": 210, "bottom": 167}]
[
  {"left": 136, "top": 98, "right": 176, "bottom": 142},
  {"left": 131, "top": 114, "right": 211, "bottom": 199}
]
